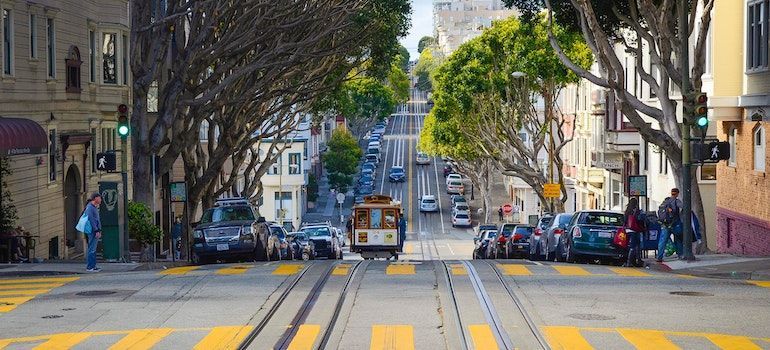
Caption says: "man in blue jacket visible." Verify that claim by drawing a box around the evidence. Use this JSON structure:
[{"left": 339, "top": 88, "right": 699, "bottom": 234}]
[{"left": 83, "top": 193, "right": 103, "bottom": 272}]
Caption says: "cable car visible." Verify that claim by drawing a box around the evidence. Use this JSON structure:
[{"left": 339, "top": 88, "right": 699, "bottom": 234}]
[{"left": 351, "top": 195, "right": 404, "bottom": 260}]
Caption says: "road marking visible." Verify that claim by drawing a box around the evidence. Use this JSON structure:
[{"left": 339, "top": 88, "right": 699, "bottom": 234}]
[
  {"left": 404, "top": 243, "right": 414, "bottom": 254},
  {"left": 448, "top": 264, "right": 467, "bottom": 275},
  {"left": 386, "top": 264, "right": 415, "bottom": 275},
  {"left": 407, "top": 115, "right": 414, "bottom": 233},
  {"left": 543, "top": 326, "right": 594, "bottom": 350},
  {"left": 704, "top": 334, "right": 762, "bottom": 350},
  {"left": 0, "top": 289, "right": 52, "bottom": 296},
  {"left": 216, "top": 265, "right": 252, "bottom": 275},
  {"left": 0, "top": 277, "right": 79, "bottom": 313},
  {"left": 109, "top": 328, "right": 174, "bottom": 350},
  {"left": 0, "top": 283, "right": 63, "bottom": 290},
  {"left": 287, "top": 324, "right": 321, "bottom": 350},
  {"left": 193, "top": 326, "right": 254, "bottom": 350},
  {"left": 0, "top": 296, "right": 35, "bottom": 313},
  {"left": 332, "top": 264, "right": 352, "bottom": 276},
  {"left": 32, "top": 332, "right": 93, "bottom": 350},
  {"left": 468, "top": 324, "right": 499, "bottom": 350},
  {"left": 0, "top": 277, "right": 78, "bottom": 285},
  {"left": 747, "top": 280, "right": 770, "bottom": 288},
  {"left": 370, "top": 325, "right": 414, "bottom": 350},
  {"left": 498, "top": 264, "right": 532, "bottom": 276},
  {"left": 272, "top": 264, "right": 304, "bottom": 276},
  {"left": 553, "top": 266, "right": 592, "bottom": 276},
  {"left": 159, "top": 266, "right": 200, "bottom": 275},
  {"left": 616, "top": 329, "right": 680, "bottom": 350},
  {"left": 608, "top": 267, "right": 651, "bottom": 277}
]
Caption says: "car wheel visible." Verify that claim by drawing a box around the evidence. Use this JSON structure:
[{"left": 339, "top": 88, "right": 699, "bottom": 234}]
[
  {"left": 555, "top": 243, "right": 565, "bottom": 262},
  {"left": 302, "top": 252, "right": 311, "bottom": 261},
  {"left": 565, "top": 241, "right": 576, "bottom": 263},
  {"left": 530, "top": 245, "right": 541, "bottom": 261},
  {"left": 192, "top": 253, "right": 208, "bottom": 265}
]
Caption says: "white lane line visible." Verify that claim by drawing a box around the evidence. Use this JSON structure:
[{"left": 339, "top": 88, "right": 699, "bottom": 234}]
[
  {"left": 446, "top": 243, "right": 456, "bottom": 256},
  {"left": 379, "top": 115, "right": 397, "bottom": 195},
  {"left": 433, "top": 152, "right": 447, "bottom": 235}
]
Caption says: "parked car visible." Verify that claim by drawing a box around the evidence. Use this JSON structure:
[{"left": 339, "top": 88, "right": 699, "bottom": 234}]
[
  {"left": 191, "top": 199, "right": 274, "bottom": 264},
  {"left": 528, "top": 215, "right": 554, "bottom": 261},
  {"left": 446, "top": 180, "right": 464, "bottom": 194},
  {"left": 446, "top": 173, "right": 462, "bottom": 186},
  {"left": 557, "top": 211, "right": 627, "bottom": 264},
  {"left": 361, "top": 168, "right": 375, "bottom": 180},
  {"left": 298, "top": 223, "right": 343, "bottom": 259},
  {"left": 451, "top": 212, "right": 472, "bottom": 227},
  {"left": 505, "top": 225, "right": 534, "bottom": 259},
  {"left": 451, "top": 202, "right": 470, "bottom": 217},
  {"left": 389, "top": 166, "right": 406, "bottom": 182},
  {"left": 532, "top": 213, "right": 574, "bottom": 261},
  {"left": 416, "top": 152, "right": 431, "bottom": 165},
  {"left": 287, "top": 232, "right": 315, "bottom": 260},
  {"left": 356, "top": 184, "right": 374, "bottom": 196},
  {"left": 365, "top": 153, "right": 380, "bottom": 165},
  {"left": 334, "top": 227, "right": 346, "bottom": 247},
  {"left": 420, "top": 195, "right": 439, "bottom": 212},
  {"left": 475, "top": 223, "right": 499, "bottom": 234},
  {"left": 451, "top": 195, "right": 467, "bottom": 207},
  {"left": 472, "top": 230, "right": 497, "bottom": 259},
  {"left": 359, "top": 174, "right": 374, "bottom": 185},
  {"left": 268, "top": 223, "right": 294, "bottom": 260},
  {"left": 443, "top": 165, "right": 453, "bottom": 177},
  {"left": 362, "top": 162, "right": 377, "bottom": 175},
  {"left": 487, "top": 224, "right": 515, "bottom": 259}
]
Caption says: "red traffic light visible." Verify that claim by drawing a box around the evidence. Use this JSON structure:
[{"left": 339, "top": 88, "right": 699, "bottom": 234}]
[
  {"left": 695, "top": 93, "right": 707, "bottom": 104},
  {"left": 118, "top": 104, "right": 128, "bottom": 114}
]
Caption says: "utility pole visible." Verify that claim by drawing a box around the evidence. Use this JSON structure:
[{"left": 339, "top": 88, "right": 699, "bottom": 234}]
[
  {"left": 117, "top": 104, "right": 131, "bottom": 262},
  {"left": 679, "top": 0, "right": 695, "bottom": 261}
]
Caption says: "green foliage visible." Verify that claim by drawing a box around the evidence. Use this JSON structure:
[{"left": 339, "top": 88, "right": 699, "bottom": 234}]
[
  {"left": 502, "top": 0, "right": 627, "bottom": 39},
  {"left": 0, "top": 157, "right": 18, "bottom": 233},
  {"left": 395, "top": 44, "right": 411, "bottom": 72},
  {"left": 418, "top": 36, "right": 437, "bottom": 53},
  {"left": 414, "top": 48, "right": 443, "bottom": 92},
  {"left": 127, "top": 201, "right": 163, "bottom": 246},
  {"left": 307, "top": 173, "right": 319, "bottom": 202},
  {"left": 352, "top": 0, "right": 413, "bottom": 78},
  {"left": 388, "top": 64, "right": 410, "bottom": 103},
  {"left": 323, "top": 130, "right": 363, "bottom": 192}
]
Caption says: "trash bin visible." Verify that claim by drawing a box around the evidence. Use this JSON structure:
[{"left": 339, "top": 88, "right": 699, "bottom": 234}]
[{"left": 642, "top": 213, "right": 661, "bottom": 258}]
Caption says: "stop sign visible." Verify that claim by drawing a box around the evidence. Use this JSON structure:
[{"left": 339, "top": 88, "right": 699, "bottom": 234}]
[{"left": 502, "top": 204, "right": 513, "bottom": 214}]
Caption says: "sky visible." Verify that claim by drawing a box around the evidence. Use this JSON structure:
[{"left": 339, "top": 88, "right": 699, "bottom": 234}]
[{"left": 400, "top": 0, "right": 434, "bottom": 60}]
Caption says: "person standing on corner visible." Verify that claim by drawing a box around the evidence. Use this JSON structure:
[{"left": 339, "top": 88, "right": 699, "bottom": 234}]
[
  {"left": 656, "top": 188, "right": 683, "bottom": 262},
  {"left": 623, "top": 198, "right": 645, "bottom": 267},
  {"left": 83, "top": 193, "right": 103, "bottom": 272}
]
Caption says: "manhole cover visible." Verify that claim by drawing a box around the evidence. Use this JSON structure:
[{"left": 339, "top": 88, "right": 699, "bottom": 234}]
[
  {"left": 670, "top": 291, "right": 713, "bottom": 297},
  {"left": 567, "top": 313, "right": 616, "bottom": 321},
  {"left": 61, "top": 308, "right": 76, "bottom": 311},
  {"left": 42, "top": 315, "right": 63, "bottom": 319},
  {"left": 76, "top": 290, "right": 117, "bottom": 297}
]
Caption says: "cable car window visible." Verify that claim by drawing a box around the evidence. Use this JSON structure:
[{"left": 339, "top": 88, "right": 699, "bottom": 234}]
[
  {"left": 383, "top": 209, "right": 397, "bottom": 229},
  {"left": 370, "top": 209, "right": 383, "bottom": 229},
  {"left": 356, "top": 209, "right": 369, "bottom": 229}
]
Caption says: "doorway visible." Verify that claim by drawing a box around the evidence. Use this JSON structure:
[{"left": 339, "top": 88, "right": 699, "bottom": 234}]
[{"left": 64, "top": 164, "right": 82, "bottom": 254}]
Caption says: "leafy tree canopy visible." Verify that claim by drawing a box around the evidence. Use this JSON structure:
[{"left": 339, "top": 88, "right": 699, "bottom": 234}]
[
  {"left": 502, "top": 0, "right": 628, "bottom": 38},
  {"left": 323, "top": 130, "right": 364, "bottom": 192},
  {"left": 418, "top": 36, "right": 438, "bottom": 53},
  {"left": 395, "top": 44, "right": 411, "bottom": 72},
  {"left": 414, "top": 47, "right": 443, "bottom": 91}
]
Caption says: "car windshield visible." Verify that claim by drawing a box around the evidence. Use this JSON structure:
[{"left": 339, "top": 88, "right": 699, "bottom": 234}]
[
  {"left": 557, "top": 215, "right": 572, "bottom": 226},
  {"left": 270, "top": 227, "right": 286, "bottom": 239},
  {"left": 450, "top": 181, "right": 462, "bottom": 186},
  {"left": 501, "top": 225, "right": 516, "bottom": 234},
  {"left": 423, "top": 199, "right": 436, "bottom": 203},
  {"left": 294, "top": 234, "right": 307, "bottom": 241},
  {"left": 538, "top": 217, "right": 553, "bottom": 229},
  {"left": 484, "top": 231, "right": 497, "bottom": 239},
  {"left": 200, "top": 207, "right": 255, "bottom": 224},
  {"left": 456, "top": 205, "right": 468, "bottom": 210},
  {"left": 454, "top": 197, "right": 466, "bottom": 202},
  {"left": 581, "top": 213, "right": 624, "bottom": 226},
  {"left": 390, "top": 168, "right": 404, "bottom": 174},
  {"left": 301, "top": 226, "right": 331, "bottom": 237}
]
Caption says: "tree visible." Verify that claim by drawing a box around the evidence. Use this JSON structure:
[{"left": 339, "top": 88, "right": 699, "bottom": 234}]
[
  {"left": 388, "top": 63, "right": 411, "bottom": 104},
  {"left": 396, "top": 44, "right": 411, "bottom": 72},
  {"left": 504, "top": 0, "right": 714, "bottom": 250},
  {"left": 315, "top": 76, "right": 398, "bottom": 141},
  {"left": 413, "top": 47, "right": 443, "bottom": 92},
  {"left": 418, "top": 36, "right": 438, "bottom": 53},
  {"left": 324, "top": 130, "right": 364, "bottom": 193},
  {"left": 127, "top": 201, "right": 163, "bottom": 262},
  {"left": 425, "top": 16, "right": 591, "bottom": 213},
  {"left": 0, "top": 157, "right": 18, "bottom": 234}
]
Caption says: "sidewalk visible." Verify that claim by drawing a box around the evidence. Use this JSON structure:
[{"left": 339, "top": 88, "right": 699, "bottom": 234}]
[
  {"left": 303, "top": 169, "right": 349, "bottom": 230},
  {"left": 646, "top": 254, "right": 770, "bottom": 280}
]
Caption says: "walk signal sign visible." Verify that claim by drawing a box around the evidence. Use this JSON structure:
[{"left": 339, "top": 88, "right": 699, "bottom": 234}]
[
  {"left": 96, "top": 152, "right": 117, "bottom": 171},
  {"left": 693, "top": 141, "right": 729, "bottom": 163}
]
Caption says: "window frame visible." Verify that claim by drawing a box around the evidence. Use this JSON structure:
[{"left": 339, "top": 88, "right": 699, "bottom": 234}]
[
  {"left": 29, "top": 13, "right": 36, "bottom": 59},
  {"left": 46, "top": 17, "right": 54, "bottom": 78},
  {"left": 288, "top": 152, "right": 301, "bottom": 174},
  {"left": 101, "top": 31, "right": 117, "bottom": 84},
  {"left": 754, "top": 125, "right": 766, "bottom": 172},
  {"left": 48, "top": 129, "right": 57, "bottom": 182},
  {"left": 88, "top": 30, "right": 95, "bottom": 82},
  {"left": 728, "top": 126, "right": 737, "bottom": 167},
  {"left": 2, "top": 8, "right": 13, "bottom": 76},
  {"left": 747, "top": 0, "right": 770, "bottom": 72},
  {"left": 122, "top": 34, "right": 127, "bottom": 85},
  {"left": 355, "top": 209, "right": 369, "bottom": 229}
]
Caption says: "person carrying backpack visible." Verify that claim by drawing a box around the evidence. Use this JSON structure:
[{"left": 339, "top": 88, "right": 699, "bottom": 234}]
[
  {"left": 656, "top": 188, "right": 683, "bottom": 262},
  {"left": 75, "top": 193, "right": 103, "bottom": 272},
  {"left": 623, "top": 198, "right": 645, "bottom": 267}
]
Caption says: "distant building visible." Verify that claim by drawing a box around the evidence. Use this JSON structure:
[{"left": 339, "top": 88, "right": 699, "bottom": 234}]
[{"left": 433, "top": 0, "right": 517, "bottom": 56}]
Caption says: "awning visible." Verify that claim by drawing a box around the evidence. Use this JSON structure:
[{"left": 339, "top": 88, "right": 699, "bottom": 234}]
[{"left": 0, "top": 117, "right": 48, "bottom": 156}]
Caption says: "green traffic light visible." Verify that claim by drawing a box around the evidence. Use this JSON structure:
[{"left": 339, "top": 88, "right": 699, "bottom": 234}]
[
  {"left": 696, "top": 117, "right": 708, "bottom": 127},
  {"left": 118, "top": 125, "right": 129, "bottom": 136}
]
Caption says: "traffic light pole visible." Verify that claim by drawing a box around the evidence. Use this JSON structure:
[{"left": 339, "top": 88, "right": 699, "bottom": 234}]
[
  {"left": 121, "top": 137, "right": 130, "bottom": 262},
  {"left": 679, "top": 0, "right": 695, "bottom": 261}
]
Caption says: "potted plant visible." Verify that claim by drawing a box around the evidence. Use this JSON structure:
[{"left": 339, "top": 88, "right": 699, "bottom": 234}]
[{"left": 127, "top": 201, "right": 163, "bottom": 262}]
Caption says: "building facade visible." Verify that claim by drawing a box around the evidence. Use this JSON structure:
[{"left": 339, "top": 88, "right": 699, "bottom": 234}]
[
  {"left": 433, "top": 0, "right": 517, "bottom": 56},
  {"left": 257, "top": 131, "right": 310, "bottom": 232},
  {"left": 0, "top": 0, "right": 131, "bottom": 260}
]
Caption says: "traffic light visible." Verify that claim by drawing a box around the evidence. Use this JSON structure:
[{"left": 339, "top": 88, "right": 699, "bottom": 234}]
[
  {"left": 117, "top": 104, "right": 129, "bottom": 139},
  {"left": 693, "top": 92, "right": 708, "bottom": 129}
]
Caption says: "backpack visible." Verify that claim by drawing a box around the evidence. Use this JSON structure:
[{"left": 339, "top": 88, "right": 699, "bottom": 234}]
[
  {"left": 626, "top": 210, "right": 645, "bottom": 232},
  {"left": 657, "top": 198, "right": 679, "bottom": 226}
]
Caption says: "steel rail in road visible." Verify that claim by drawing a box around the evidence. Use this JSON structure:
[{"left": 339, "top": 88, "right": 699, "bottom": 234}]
[
  {"left": 485, "top": 261, "right": 551, "bottom": 350},
  {"left": 441, "top": 261, "right": 471, "bottom": 350},
  {"left": 462, "top": 260, "right": 515, "bottom": 350},
  {"left": 317, "top": 261, "right": 368, "bottom": 349}
]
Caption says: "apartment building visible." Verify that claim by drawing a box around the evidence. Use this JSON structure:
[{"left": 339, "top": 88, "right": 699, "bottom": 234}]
[
  {"left": 713, "top": 0, "right": 770, "bottom": 256},
  {"left": 0, "top": 0, "right": 131, "bottom": 260},
  {"left": 433, "top": 0, "right": 517, "bottom": 56}
]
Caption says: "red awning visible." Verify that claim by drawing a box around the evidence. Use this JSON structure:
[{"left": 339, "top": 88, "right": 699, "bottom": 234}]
[{"left": 0, "top": 117, "right": 48, "bottom": 156}]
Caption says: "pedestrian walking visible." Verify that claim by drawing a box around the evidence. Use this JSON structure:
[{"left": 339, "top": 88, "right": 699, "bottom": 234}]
[
  {"left": 76, "top": 193, "right": 102, "bottom": 272},
  {"left": 398, "top": 212, "right": 407, "bottom": 251},
  {"left": 623, "top": 198, "right": 645, "bottom": 267},
  {"left": 498, "top": 206, "right": 504, "bottom": 222},
  {"left": 172, "top": 216, "right": 183, "bottom": 260},
  {"left": 656, "top": 188, "right": 683, "bottom": 262},
  {"left": 691, "top": 212, "right": 703, "bottom": 254}
]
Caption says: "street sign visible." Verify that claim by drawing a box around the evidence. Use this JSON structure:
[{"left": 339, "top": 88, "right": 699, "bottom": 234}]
[
  {"left": 502, "top": 203, "right": 513, "bottom": 214},
  {"left": 628, "top": 175, "right": 647, "bottom": 197},
  {"left": 693, "top": 141, "right": 730, "bottom": 163},
  {"left": 96, "top": 152, "right": 117, "bottom": 171},
  {"left": 543, "top": 183, "right": 560, "bottom": 198},
  {"left": 170, "top": 182, "right": 187, "bottom": 202},
  {"left": 336, "top": 193, "right": 346, "bottom": 204}
]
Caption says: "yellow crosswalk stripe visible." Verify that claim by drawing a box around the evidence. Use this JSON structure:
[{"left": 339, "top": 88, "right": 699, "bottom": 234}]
[
  {"left": 108, "top": 328, "right": 174, "bottom": 350},
  {"left": 370, "top": 325, "right": 414, "bottom": 350},
  {"left": 553, "top": 266, "right": 592, "bottom": 276},
  {"left": 287, "top": 324, "right": 321, "bottom": 350},
  {"left": 704, "top": 334, "right": 762, "bottom": 350},
  {"left": 543, "top": 326, "right": 594, "bottom": 350},
  {"left": 386, "top": 264, "right": 415, "bottom": 275},
  {"left": 0, "top": 283, "right": 64, "bottom": 290},
  {"left": 32, "top": 332, "right": 93, "bottom": 350},
  {"left": 468, "top": 325, "right": 499, "bottom": 350},
  {"left": 0, "top": 296, "right": 35, "bottom": 313},
  {"left": 216, "top": 265, "right": 252, "bottom": 275},
  {"left": 617, "top": 328, "right": 680, "bottom": 350},
  {"left": 448, "top": 264, "right": 467, "bottom": 275},
  {"left": 404, "top": 243, "right": 414, "bottom": 254},
  {"left": 193, "top": 326, "right": 253, "bottom": 350},
  {"left": 159, "top": 266, "right": 201, "bottom": 275},
  {"left": 333, "top": 264, "right": 353, "bottom": 276},
  {"left": 272, "top": 264, "right": 304, "bottom": 276},
  {"left": 0, "top": 277, "right": 79, "bottom": 285},
  {"left": 498, "top": 264, "right": 532, "bottom": 276},
  {"left": 0, "top": 289, "right": 52, "bottom": 296},
  {"left": 609, "top": 267, "right": 651, "bottom": 277},
  {"left": 747, "top": 280, "right": 770, "bottom": 288}
]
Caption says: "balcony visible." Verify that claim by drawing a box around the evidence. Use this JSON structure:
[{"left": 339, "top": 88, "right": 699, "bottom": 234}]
[
  {"left": 587, "top": 169, "right": 605, "bottom": 186},
  {"left": 606, "top": 130, "right": 642, "bottom": 152}
]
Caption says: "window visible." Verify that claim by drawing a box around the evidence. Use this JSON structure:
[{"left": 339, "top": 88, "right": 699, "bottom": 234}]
[
  {"left": 101, "top": 127, "right": 116, "bottom": 152},
  {"left": 102, "top": 33, "right": 116, "bottom": 84},
  {"left": 49, "top": 129, "right": 57, "bottom": 181},
  {"left": 147, "top": 81, "right": 159, "bottom": 112},
  {"left": 288, "top": 153, "right": 301, "bottom": 174},
  {"left": 748, "top": 0, "right": 769, "bottom": 70},
  {"left": 269, "top": 154, "right": 281, "bottom": 175},
  {"left": 700, "top": 164, "right": 717, "bottom": 181},
  {"left": 355, "top": 209, "right": 369, "bottom": 229},
  {"left": 729, "top": 127, "right": 737, "bottom": 167},
  {"left": 664, "top": 156, "right": 669, "bottom": 174},
  {"left": 89, "top": 30, "right": 95, "bottom": 82},
  {"left": 369, "top": 209, "right": 383, "bottom": 229},
  {"left": 2, "top": 9, "right": 11, "bottom": 75},
  {"left": 46, "top": 18, "right": 54, "bottom": 78},
  {"left": 658, "top": 151, "right": 664, "bottom": 174},
  {"left": 274, "top": 192, "right": 292, "bottom": 221},
  {"left": 65, "top": 46, "right": 82, "bottom": 93},
  {"left": 122, "top": 34, "right": 127, "bottom": 84},
  {"left": 754, "top": 126, "right": 766, "bottom": 172},
  {"left": 29, "top": 14, "right": 35, "bottom": 59},
  {"left": 199, "top": 120, "right": 209, "bottom": 141}
]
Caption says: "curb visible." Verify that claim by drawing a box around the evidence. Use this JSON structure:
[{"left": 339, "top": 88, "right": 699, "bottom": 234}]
[{"left": 644, "top": 260, "right": 672, "bottom": 273}]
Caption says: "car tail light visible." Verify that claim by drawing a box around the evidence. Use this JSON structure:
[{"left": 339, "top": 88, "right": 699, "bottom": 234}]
[
  {"left": 498, "top": 235, "right": 506, "bottom": 243},
  {"left": 572, "top": 228, "right": 581, "bottom": 238},
  {"left": 554, "top": 228, "right": 564, "bottom": 235},
  {"left": 534, "top": 228, "right": 542, "bottom": 236},
  {"left": 513, "top": 233, "right": 523, "bottom": 242}
]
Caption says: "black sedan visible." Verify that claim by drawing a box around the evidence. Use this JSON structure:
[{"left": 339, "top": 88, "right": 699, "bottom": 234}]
[
  {"left": 472, "top": 230, "right": 497, "bottom": 259},
  {"left": 388, "top": 166, "right": 406, "bottom": 182},
  {"left": 505, "top": 225, "right": 534, "bottom": 259}
]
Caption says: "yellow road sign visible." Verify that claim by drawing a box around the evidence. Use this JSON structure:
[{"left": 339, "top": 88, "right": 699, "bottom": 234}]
[{"left": 543, "top": 183, "right": 560, "bottom": 198}]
